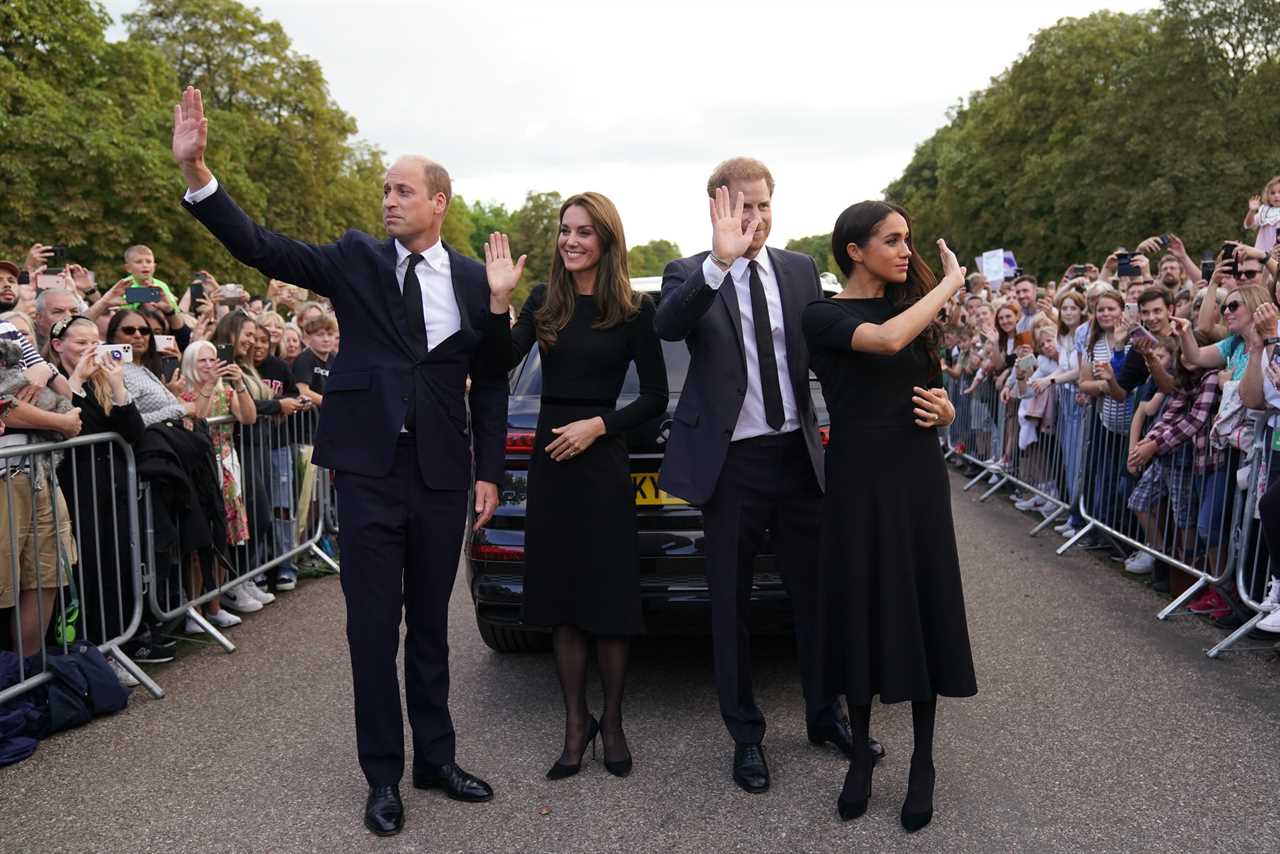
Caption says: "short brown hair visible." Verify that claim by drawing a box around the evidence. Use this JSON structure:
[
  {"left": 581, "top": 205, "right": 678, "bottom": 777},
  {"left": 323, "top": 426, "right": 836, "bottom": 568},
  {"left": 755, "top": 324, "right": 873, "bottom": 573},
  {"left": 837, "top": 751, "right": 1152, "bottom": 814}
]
[
  {"left": 421, "top": 159, "right": 452, "bottom": 206},
  {"left": 706, "top": 157, "right": 774, "bottom": 197},
  {"left": 302, "top": 314, "right": 337, "bottom": 335}
]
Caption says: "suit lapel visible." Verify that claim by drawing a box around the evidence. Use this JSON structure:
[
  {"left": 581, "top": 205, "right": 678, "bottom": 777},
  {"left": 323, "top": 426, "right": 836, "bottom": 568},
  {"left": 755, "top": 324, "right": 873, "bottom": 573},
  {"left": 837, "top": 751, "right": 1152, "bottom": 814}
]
[
  {"left": 445, "top": 243, "right": 475, "bottom": 334},
  {"left": 380, "top": 240, "right": 417, "bottom": 358},
  {"left": 712, "top": 255, "right": 747, "bottom": 371},
  {"left": 768, "top": 247, "right": 806, "bottom": 395}
]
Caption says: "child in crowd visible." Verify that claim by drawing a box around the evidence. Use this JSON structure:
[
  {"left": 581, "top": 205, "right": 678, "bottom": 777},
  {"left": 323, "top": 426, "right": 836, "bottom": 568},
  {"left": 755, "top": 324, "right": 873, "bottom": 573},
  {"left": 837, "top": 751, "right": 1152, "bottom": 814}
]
[
  {"left": 1245, "top": 176, "right": 1280, "bottom": 256},
  {"left": 123, "top": 244, "right": 180, "bottom": 312}
]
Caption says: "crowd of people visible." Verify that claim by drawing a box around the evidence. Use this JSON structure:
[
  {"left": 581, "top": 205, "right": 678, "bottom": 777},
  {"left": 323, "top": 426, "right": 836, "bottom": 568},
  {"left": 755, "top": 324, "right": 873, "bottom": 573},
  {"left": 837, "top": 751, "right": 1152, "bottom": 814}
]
[
  {"left": 940, "top": 199, "right": 1280, "bottom": 637},
  {"left": 0, "top": 241, "right": 339, "bottom": 687}
]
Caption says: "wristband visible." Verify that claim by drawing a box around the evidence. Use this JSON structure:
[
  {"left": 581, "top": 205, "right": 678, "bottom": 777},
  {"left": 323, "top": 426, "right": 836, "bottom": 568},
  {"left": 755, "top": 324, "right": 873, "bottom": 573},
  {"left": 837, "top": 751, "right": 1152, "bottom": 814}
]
[
  {"left": 709, "top": 252, "right": 732, "bottom": 270},
  {"left": 1265, "top": 337, "right": 1280, "bottom": 347}
]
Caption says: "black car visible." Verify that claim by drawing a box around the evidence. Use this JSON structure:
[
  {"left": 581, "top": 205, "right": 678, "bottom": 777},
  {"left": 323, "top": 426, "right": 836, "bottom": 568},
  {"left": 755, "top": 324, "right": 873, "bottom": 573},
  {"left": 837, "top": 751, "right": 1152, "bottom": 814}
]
[{"left": 465, "top": 277, "right": 834, "bottom": 652}]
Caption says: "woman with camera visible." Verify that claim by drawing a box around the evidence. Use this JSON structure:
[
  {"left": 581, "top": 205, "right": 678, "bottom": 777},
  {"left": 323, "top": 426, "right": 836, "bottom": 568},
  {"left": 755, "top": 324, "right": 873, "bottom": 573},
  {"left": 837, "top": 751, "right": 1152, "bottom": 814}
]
[{"left": 802, "top": 201, "right": 976, "bottom": 834}]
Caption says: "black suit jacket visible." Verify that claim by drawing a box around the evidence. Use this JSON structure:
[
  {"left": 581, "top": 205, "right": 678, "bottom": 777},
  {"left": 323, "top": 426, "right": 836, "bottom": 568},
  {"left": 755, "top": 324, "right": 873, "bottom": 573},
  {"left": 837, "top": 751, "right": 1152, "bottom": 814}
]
[
  {"left": 653, "top": 247, "right": 825, "bottom": 506},
  {"left": 183, "top": 187, "right": 509, "bottom": 491}
]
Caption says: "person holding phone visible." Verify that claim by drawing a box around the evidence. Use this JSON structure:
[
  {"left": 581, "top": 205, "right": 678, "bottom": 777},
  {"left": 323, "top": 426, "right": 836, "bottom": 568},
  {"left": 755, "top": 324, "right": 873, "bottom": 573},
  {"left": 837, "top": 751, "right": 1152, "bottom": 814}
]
[
  {"left": 802, "top": 201, "right": 974, "bottom": 833},
  {"left": 122, "top": 244, "right": 180, "bottom": 313}
]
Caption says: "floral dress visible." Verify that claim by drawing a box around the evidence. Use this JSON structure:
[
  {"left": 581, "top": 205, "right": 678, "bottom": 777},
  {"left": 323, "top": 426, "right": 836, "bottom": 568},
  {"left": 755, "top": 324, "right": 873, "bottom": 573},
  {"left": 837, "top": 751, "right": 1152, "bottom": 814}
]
[{"left": 181, "top": 382, "right": 248, "bottom": 545}]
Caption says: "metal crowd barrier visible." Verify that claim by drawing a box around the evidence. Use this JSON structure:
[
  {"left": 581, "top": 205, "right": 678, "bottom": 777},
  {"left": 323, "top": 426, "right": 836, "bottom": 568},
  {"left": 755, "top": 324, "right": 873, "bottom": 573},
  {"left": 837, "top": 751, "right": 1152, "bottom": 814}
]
[
  {"left": 1208, "top": 418, "right": 1280, "bottom": 658},
  {"left": 144, "top": 412, "right": 337, "bottom": 655},
  {"left": 0, "top": 432, "right": 158, "bottom": 704}
]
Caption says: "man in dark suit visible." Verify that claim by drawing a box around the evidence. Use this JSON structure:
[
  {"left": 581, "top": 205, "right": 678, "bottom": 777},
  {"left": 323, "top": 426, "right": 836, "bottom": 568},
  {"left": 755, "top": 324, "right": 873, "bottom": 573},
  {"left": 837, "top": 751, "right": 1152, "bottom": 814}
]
[
  {"left": 172, "top": 87, "right": 524, "bottom": 836},
  {"left": 655, "top": 157, "right": 881, "bottom": 794}
]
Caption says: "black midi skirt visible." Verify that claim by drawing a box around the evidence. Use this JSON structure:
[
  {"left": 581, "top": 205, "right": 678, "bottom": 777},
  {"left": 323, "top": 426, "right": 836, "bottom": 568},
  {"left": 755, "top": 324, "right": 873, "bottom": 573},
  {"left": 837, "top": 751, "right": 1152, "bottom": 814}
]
[
  {"left": 821, "top": 424, "right": 978, "bottom": 704},
  {"left": 523, "top": 402, "right": 644, "bottom": 636}
]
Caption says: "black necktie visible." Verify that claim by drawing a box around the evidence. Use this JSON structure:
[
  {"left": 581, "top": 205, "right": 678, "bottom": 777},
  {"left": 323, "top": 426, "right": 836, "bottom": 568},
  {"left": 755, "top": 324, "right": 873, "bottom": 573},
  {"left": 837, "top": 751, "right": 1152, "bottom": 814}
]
[
  {"left": 748, "top": 260, "right": 785, "bottom": 431},
  {"left": 402, "top": 253, "right": 427, "bottom": 431}
]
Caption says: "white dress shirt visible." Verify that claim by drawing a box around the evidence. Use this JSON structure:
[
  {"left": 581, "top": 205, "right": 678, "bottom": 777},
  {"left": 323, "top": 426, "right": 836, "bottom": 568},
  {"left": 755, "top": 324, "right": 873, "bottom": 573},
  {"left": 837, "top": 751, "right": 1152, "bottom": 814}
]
[
  {"left": 185, "top": 176, "right": 462, "bottom": 349},
  {"left": 701, "top": 248, "right": 800, "bottom": 441},
  {"left": 394, "top": 239, "right": 460, "bottom": 350}
]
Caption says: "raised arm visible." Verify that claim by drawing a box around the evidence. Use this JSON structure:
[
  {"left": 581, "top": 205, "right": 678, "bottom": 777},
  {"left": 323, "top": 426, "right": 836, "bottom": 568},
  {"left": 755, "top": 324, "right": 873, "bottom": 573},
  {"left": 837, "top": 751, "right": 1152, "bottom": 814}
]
[
  {"left": 849, "top": 240, "right": 966, "bottom": 355},
  {"left": 173, "top": 86, "right": 342, "bottom": 295}
]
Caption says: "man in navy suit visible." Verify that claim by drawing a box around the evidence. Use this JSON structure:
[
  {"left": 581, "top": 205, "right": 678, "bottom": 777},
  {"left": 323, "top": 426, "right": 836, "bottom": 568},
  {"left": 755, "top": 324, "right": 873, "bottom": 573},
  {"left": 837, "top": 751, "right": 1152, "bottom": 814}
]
[
  {"left": 173, "top": 87, "right": 524, "bottom": 836},
  {"left": 655, "top": 157, "right": 881, "bottom": 794}
]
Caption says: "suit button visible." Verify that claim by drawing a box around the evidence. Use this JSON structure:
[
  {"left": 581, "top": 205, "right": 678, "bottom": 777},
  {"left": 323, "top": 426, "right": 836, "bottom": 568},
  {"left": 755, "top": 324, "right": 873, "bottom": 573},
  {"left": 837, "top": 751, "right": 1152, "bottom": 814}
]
[{"left": 401, "top": 395, "right": 409, "bottom": 402}]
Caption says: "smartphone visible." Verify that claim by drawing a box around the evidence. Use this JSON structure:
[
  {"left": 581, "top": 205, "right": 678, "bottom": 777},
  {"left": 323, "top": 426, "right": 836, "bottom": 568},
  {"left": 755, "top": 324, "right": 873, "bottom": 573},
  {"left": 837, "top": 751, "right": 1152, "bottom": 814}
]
[
  {"left": 1124, "top": 302, "right": 1140, "bottom": 323},
  {"left": 49, "top": 245, "right": 67, "bottom": 265},
  {"left": 215, "top": 343, "right": 236, "bottom": 363},
  {"left": 35, "top": 273, "right": 62, "bottom": 290},
  {"left": 1131, "top": 325, "right": 1158, "bottom": 344},
  {"left": 1015, "top": 354, "right": 1037, "bottom": 374},
  {"left": 1220, "top": 241, "right": 1237, "bottom": 259},
  {"left": 219, "top": 284, "right": 247, "bottom": 304},
  {"left": 125, "top": 285, "right": 164, "bottom": 303},
  {"left": 1068, "top": 264, "right": 1086, "bottom": 279},
  {"left": 1014, "top": 330, "right": 1034, "bottom": 349},
  {"left": 187, "top": 280, "right": 205, "bottom": 306},
  {"left": 1158, "top": 234, "right": 1170, "bottom": 248},
  {"left": 153, "top": 334, "right": 176, "bottom": 352},
  {"left": 97, "top": 344, "right": 132, "bottom": 365},
  {"left": 1200, "top": 259, "right": 1216, "bottom": 281},
  {"left": 1116, "top": 252, "right": 1139, "bottom": 278}
]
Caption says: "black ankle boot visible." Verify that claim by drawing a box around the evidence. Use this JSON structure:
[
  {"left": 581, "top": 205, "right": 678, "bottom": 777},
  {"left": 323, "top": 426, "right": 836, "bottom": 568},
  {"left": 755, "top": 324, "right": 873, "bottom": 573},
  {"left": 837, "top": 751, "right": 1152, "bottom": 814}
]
[{"left": 900, "top": 759, "right": 935, "bottom": 832}]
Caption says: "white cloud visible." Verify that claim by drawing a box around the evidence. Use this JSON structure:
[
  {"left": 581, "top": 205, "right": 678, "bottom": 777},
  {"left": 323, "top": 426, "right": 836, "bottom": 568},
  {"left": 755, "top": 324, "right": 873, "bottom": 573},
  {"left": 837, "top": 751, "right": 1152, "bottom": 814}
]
[{"left": 104, "top": 0, "right": 1153, "bottom": 256}]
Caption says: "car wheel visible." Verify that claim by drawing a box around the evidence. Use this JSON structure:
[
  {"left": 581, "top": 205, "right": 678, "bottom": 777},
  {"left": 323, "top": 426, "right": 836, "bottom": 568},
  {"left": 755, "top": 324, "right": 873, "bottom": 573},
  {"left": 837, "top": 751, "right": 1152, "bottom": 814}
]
[{"left": 476, "top": 619, "right": 549, "bottom": 653}]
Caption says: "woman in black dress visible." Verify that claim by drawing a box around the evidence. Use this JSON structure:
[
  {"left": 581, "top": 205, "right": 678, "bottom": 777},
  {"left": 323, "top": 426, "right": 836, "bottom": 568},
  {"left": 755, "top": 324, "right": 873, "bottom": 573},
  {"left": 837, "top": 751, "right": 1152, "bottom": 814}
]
[
  {"left": 801, "top": 201, "right": 976, "bottom": 833},
  {"left": 499, "top": 193, "right": 667, "bottom": 779}
]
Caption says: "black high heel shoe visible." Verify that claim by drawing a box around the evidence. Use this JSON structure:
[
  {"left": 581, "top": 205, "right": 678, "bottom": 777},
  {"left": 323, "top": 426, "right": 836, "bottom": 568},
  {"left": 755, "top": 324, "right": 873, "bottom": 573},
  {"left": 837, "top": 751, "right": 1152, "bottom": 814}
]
[
  {"left": 836, "top": 751, "right": 873, "bottom": 821},
  {"left": 546, "top": 716, "right": 599, "bottom": 780},
  {"left": 900, "top": 760, "right": 935, "bottom": 832},
  {"left": 601, "top": 727, "right": 633, "bottom": 778}
]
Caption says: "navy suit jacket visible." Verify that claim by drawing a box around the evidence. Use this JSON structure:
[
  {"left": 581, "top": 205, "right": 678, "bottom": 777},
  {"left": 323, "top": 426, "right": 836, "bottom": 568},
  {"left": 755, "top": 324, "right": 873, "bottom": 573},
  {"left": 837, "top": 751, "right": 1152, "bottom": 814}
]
[
  {"left": 654, "top": 248, "right": 825, "bottom": 506},
  {"left": 183, "top": 187, "right": 509, "bottom": 491}
]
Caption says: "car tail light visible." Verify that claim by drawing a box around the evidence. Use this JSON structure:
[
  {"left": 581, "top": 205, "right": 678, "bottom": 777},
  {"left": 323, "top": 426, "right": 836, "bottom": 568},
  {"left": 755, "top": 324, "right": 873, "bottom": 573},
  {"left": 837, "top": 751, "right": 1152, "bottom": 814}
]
[
  {"left": 469, "top": 543, "right": 524, "bottom": 562},
  {"left": 505, "top": 428, "right": 535, "bottom": 455},
  {"left": 819, "top": 426, "right": 830, "bottom": 447}
]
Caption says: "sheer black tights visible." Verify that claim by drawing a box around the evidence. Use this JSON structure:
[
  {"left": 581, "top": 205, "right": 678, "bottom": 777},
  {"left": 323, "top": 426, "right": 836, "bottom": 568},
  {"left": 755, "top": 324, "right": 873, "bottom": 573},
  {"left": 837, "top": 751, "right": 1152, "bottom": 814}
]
[{"left": 551, "top": 625, "right": 631, "bottom": 765}]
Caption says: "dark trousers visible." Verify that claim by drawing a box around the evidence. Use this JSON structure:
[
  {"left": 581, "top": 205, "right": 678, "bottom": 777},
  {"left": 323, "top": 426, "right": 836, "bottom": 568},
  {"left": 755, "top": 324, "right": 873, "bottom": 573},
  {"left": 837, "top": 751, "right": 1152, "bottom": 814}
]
[
  {"left": 336, "top": 435, "right": 467, "bottom": 786},
  {"left": 701, "top": 429, "right": 834, "bottom": 745}
]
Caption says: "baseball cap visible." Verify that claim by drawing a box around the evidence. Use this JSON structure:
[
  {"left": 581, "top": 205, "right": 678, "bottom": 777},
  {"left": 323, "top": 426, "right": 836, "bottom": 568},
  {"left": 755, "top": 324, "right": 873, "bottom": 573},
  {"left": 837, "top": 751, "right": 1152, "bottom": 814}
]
[{"left": 0, "top": 261, "right": 19, "bottom": 278}]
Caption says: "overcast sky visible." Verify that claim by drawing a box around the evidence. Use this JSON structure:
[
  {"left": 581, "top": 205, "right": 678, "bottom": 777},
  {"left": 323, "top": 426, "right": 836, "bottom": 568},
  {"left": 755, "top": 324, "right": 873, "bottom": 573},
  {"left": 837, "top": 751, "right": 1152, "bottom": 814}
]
[{"left": 104, "top": 0, "right": 1151, "bottom": 259}]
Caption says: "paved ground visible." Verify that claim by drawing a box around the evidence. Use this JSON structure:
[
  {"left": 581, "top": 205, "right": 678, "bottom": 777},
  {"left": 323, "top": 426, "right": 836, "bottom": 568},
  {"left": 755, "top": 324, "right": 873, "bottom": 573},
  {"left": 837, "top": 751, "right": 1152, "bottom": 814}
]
[{"left": 3, "top": 472, "right": 1279, "bottom": 854}]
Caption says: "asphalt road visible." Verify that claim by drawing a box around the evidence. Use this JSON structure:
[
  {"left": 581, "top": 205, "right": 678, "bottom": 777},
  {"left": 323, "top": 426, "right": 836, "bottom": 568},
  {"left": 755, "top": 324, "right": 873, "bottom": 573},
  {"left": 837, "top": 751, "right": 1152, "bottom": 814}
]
[{"left": 3, "top": 472, "right": 1279, "bottom": 854}]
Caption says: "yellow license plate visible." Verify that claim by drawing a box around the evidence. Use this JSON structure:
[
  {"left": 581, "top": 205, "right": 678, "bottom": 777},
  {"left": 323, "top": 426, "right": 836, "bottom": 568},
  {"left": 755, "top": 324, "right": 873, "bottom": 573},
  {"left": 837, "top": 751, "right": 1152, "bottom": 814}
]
[{"left": 632, "top": 472, "right": 686, "bottom": 506}]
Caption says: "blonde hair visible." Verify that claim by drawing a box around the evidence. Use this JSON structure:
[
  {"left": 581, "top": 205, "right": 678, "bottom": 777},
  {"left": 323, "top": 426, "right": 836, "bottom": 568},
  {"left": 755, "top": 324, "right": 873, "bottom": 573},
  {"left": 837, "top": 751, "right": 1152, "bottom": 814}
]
[{"left": 1263, "top": 176, "right": 1280, "bottom": 202}]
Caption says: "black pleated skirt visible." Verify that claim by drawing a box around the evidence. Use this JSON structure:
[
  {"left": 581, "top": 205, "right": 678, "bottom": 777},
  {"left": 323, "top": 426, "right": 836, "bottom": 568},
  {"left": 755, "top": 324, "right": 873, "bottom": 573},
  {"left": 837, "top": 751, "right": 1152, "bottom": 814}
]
[{"left": 821, "top": 423, "right": 978, "bottom": 704}]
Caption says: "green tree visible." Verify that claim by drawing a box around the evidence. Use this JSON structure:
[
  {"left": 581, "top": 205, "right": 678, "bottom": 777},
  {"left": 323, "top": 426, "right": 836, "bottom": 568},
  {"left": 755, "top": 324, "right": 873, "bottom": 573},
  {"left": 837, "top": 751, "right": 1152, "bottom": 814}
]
[
  {"left": 884, "top": 0, "right": 1280, "bottom": 280},
  {"left": 507, "top": 191, "right": 562, "bottom": 308},
  {"left": 627, "top": 239, "right": 681, "bottom": 277},
  {"left": 465, "top": 200, "right": 513, "bottom": 260},
  {"left": 784, "top": 234, "right": 839, "bottom": 276},
  {"left": 441, "top": 194, "right": 478, "bottom": 258}
]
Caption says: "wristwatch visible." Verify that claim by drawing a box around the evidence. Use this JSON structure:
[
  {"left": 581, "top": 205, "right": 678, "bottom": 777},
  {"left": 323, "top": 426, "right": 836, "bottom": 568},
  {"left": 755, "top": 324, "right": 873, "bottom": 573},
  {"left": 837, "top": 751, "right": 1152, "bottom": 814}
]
[{"left": 1264, "top": 337, "right": 1280, "bottom": 347}]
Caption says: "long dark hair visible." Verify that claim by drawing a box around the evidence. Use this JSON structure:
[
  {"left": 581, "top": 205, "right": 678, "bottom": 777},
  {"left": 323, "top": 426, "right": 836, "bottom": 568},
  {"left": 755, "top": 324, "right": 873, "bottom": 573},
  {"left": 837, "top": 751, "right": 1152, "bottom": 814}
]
[
  {"left": 534, "top": 192, "right": 639, "bottom": 349},
  {"left": 831, "top": 200, "right": 941, "bottom": 366}
]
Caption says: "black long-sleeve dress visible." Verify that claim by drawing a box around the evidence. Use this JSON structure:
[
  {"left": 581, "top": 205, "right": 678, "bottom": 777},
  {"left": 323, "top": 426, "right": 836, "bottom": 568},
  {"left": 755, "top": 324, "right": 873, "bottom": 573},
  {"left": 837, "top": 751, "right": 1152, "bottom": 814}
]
[
  {"left": 801, "top": 296, "right": 977, "bottom": 704},
  {"left": 508, "top": 285, "right": 668, "bottom": 635}
]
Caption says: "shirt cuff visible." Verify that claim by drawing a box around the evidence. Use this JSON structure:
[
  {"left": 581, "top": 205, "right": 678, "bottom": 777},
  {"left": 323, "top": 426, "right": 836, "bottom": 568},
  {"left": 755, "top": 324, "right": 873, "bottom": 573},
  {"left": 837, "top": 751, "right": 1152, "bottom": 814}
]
[
  {"left": 702, "top": 255, "right": 730, "bottom": 290},
  {"left": 183, "top": 176, "right": 219, "bottom": 205}
]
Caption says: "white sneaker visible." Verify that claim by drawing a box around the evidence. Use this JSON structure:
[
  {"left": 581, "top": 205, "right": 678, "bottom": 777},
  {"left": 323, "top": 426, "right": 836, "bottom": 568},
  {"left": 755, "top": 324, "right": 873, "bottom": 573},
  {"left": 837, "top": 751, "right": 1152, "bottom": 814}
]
[
  {"left": 1260, "top": 577, "right": 1280, "bottom": 612},
  {"left": 183, "top": 616, "right": 205, "bottom": 635},
  {"left": 1257, "top": 608, "right": 1280, "bottom": 633},
  {"left": 206, "top": 609, "right": 243, "bottom": 629},
  {"left": 1124, "top": 551, "right": 1156, "bottom": 574},
  {"left": 1014, "top": 495, "right": 1044, "bottom": 511},
  {"left": 988, "top": 473, "right": 1001, "bottom": 484},
  {"left": 242, "top": 578, "right": 276, "bottom": 605},
  {"left": 221, "top": 584, "right": 264, "bottom": 613},
  {"left": 109, "top": 658, "right": 139, "bottom": 688},
  {"left": 1059, "top": 526, "right": 1079, "bottom": 539}
]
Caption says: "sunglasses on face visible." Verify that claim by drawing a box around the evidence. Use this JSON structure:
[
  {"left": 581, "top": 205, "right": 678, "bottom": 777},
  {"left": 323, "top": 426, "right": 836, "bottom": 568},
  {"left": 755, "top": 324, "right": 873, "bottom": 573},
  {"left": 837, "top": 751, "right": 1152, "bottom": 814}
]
[
  {"left": 1235, "top": 269, "right": 1260, "bottom": 281},
  {"left": 118, "top": 325, "right": 153, "bottom": 336},
  {"left": 1222, "top": 300, "right": 1244, "bottom": 315}
]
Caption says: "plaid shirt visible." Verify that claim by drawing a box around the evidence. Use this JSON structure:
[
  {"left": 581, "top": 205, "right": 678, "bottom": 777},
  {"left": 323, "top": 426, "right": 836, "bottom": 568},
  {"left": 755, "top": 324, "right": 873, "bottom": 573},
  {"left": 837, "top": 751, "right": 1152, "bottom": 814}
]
[{"left": 1145, "top": 370, "right": 1223, "bottom": 473}]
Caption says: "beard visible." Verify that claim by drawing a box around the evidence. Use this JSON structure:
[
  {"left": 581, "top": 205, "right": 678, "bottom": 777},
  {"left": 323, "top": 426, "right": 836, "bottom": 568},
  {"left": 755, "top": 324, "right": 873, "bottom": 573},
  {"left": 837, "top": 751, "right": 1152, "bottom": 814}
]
[{"left": 0, "top": 296, "right": 17, "bottom": 312}]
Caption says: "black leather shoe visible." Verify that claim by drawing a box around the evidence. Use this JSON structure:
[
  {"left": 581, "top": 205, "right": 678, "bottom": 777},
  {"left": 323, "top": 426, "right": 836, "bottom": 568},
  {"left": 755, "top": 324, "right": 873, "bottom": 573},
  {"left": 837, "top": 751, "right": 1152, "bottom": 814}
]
[
  {"left": 732, "top": 743, "right": 770, "bottom": 794},
  {"left": 808, "top": 719, "right": 886, "bottom": 766},
  {"left": 412, "top": 762, "right": 493, "bottom": 802},
  {"left": 363, "top": 785, "right": 403, "bottom": 836}
]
